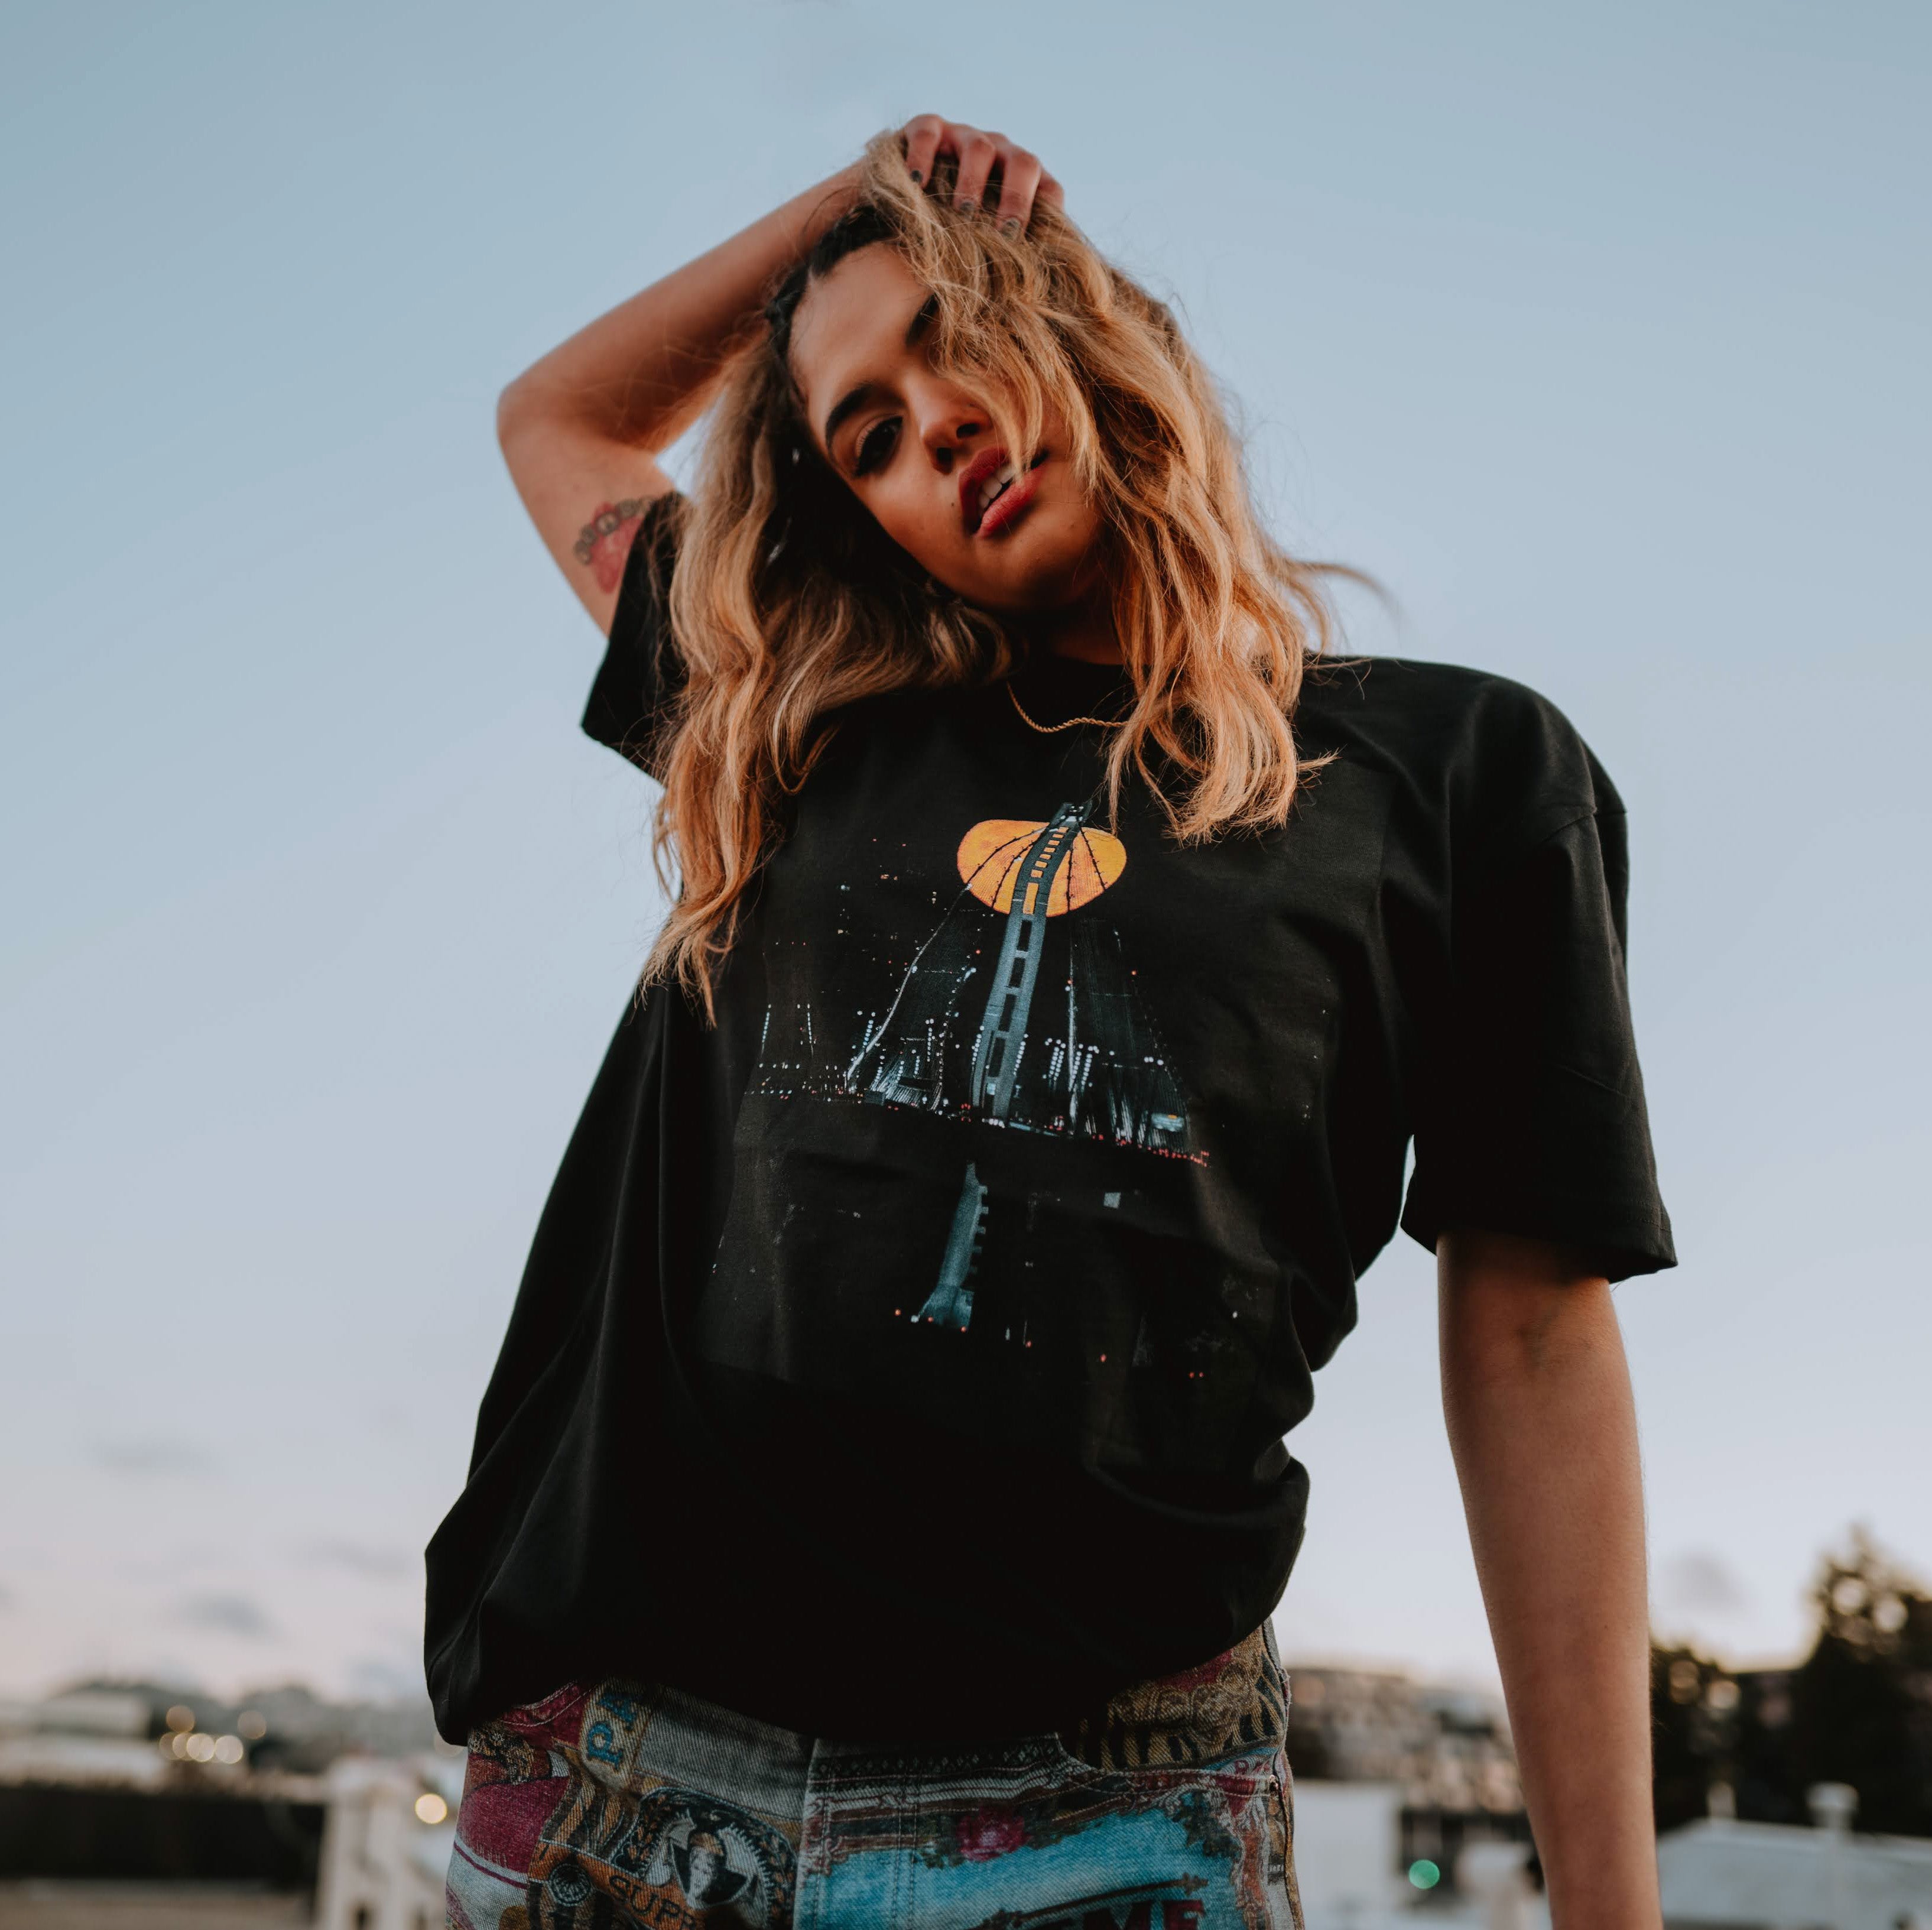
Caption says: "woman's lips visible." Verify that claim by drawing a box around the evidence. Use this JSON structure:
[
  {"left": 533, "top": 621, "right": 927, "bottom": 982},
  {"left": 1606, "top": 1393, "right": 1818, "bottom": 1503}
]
[
  {"left": 975, "top": 452, "right": 1046, "bottom": 540},
  {"left": 958, "top": 445, "right": 1008, "bottom": 533}
]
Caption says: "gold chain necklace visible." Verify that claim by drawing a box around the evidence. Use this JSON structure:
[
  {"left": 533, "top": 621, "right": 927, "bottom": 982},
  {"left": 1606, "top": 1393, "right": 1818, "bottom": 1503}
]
[{"left": 1006, "top": 682, "right": 1125, "bottom": 734}]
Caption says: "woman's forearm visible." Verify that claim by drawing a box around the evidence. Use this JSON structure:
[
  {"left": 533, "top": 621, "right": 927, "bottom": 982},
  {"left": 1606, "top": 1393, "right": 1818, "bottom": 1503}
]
[
  {"left": 499, "top": 164, "right": 861, "bottom": 454},
  {"left": 1437, "top": 1230, "right": 1660, "bottom": 1930},
  {"left": 492, "top": 164, "right": 861, "bottom": 620}
]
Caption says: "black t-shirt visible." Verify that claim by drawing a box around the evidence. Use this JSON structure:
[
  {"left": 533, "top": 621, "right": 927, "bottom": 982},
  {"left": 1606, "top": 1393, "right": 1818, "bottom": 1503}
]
[{"left": 424, "top": 495, "right": 1674, "bottom": 1744}]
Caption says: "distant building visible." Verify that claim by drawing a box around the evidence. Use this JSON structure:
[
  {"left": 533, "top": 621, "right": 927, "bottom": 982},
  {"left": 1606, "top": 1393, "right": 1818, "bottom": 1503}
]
[
  {"left": 0, "top": 1678, "right": 453, "bottom": 1904},
  {"left": 313, "top": 1756, "right": 462, "bottom": 1930},
  {"left": 1288, "top": 1780, "right": 1411, "bottom": 1924},
  {"left": 0, "top": 1678, "right": 441, "bottom": 1785},
  {"left": 1284, "top": 1663, "right": 1531, "bottom": 1900},
  {"left": 0, "top": 1689, "right": 165, "bottom": 1789}
]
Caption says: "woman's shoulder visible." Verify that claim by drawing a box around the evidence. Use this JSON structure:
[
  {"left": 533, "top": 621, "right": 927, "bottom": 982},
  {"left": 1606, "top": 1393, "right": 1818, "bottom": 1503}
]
[
  {"left": 1300, "top": 651, "right": 1573, "bottom": 732},
  {"left": 1297, "top": 653, "right": 1624, "bottom": 841}
]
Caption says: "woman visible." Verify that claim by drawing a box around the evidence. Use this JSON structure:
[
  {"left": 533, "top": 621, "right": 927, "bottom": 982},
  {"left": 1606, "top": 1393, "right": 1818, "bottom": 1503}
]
[{"left": 428, "top": 118, "right": 1674, "bottom": 1929}]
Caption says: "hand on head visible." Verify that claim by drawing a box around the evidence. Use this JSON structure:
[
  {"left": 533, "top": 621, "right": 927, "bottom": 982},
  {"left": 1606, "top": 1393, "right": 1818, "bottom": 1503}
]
[{"left": 896, "top": 115, "right": 1064, "bottom": 233}]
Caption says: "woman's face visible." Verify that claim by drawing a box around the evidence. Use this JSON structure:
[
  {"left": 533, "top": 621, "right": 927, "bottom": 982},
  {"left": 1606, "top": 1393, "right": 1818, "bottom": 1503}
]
[{"left": 788, "top": 244, "right": 1104, "bottom": 614}]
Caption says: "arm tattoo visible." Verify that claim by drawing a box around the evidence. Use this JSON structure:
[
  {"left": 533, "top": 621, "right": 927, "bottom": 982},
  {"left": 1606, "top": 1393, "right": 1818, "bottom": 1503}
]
[{"left": 574, "top": 499, "right": 648, "bottom": 593}]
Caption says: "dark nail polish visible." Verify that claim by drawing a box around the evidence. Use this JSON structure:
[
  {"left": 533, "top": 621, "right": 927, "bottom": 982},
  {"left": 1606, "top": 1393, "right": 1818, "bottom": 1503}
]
[
  {"left": 1001, "top": 217, "right": 1021, "bottom": 238},
  {"left": 908, "top": 169, "right": 923, "bottom": 184},
  {"left": 957, "top": 197, "right": 978, "bottom": 215}
]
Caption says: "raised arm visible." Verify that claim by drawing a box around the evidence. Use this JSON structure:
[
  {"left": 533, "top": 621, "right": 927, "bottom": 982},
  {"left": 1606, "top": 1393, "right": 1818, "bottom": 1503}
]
[
  {"left": 495, "top": 116, "right": 1061, "bottom": 632},
  {"left": 1438, "top": 1229, "right": 1661, "bottom": 1930},
  {"left": 495, "top": 166, "right": 859, "bottom": 631}
]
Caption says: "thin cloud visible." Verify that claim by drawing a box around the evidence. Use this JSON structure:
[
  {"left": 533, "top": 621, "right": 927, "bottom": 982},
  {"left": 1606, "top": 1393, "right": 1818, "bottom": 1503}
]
[
  {"left": 174, "top": 1592, "right": 277, "bottom": 1640},
  {"left": 1657, "top": 1550, "right": 1751, "bottom": 1618},
  {"left": 307, "top": 1540, "right": 413, "bottom": 1581},
  {"left": 92, "top": 1438, "right": 216, "bottom": 1480}
]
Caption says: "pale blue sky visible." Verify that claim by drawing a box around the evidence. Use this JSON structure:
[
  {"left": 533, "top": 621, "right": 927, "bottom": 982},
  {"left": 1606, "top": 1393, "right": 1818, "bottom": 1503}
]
[{"left": 2, "top": 0, "right": 1926, "bottom": 1701}]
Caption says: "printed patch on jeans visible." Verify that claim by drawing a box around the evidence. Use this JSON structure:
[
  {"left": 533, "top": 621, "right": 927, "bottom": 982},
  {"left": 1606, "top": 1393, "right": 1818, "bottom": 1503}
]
[
  {"left": 530, "top": 1783, "right": 797, "bottom": 1928},
  {"left": 1060, "top": 1629, "right": 1286, "bottom": 1772},
  {"left": 450, "top": 1695, "right": 589, "bottom": 1930}
]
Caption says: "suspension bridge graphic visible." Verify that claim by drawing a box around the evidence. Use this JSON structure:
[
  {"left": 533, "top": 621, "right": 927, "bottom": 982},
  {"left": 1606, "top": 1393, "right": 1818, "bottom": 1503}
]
[{"left": 833, "top": 800, "right": 1199, "bottom": 1331}]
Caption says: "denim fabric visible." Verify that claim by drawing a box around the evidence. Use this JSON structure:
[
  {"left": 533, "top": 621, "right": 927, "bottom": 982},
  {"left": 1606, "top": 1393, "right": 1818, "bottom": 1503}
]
[{"left": 447, "top": 1629, "right": 1301, "bottom": 1929}]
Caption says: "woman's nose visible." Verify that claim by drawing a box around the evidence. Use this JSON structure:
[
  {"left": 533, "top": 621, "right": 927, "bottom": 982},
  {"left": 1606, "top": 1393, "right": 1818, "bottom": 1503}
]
[{"left": 917, "top": 389, "right": 987, "bottom": 473}]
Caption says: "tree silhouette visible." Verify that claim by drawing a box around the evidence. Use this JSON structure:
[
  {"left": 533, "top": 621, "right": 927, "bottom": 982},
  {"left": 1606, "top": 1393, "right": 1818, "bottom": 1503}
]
[
  {"left": 1651, "top": 1642, "right": 1740, "bottom": 1832},
  {"left": 1651, "top": 1530, "right": 1932, "bottom": 1837},
  {"left": 1786, "top": 1529, "right": 1932, "bottom": 1834}
]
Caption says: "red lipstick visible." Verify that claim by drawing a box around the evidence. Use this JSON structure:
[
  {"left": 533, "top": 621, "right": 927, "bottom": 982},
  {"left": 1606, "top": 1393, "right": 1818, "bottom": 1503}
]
[
  {"left": 958, "top": 446, "right": 1008, "bottom": 536},
  {"left": 978, "top": 458, "right": 1043, "bottom": 539},
  {"left": 958, "top": 446, "right": 1046, "bottom": 539}
]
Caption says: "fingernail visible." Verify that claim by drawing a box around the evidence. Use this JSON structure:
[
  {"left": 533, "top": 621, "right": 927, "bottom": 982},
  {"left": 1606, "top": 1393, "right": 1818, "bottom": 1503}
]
[
  {"left": 957, "top": 197, "right": 978, "bottom": 215},
  {"left": 908, "top": 169, "right": 923, "bottom": 184},
  {"left": 1001, "top": 217, "right": 1021, "bottom": 238}
]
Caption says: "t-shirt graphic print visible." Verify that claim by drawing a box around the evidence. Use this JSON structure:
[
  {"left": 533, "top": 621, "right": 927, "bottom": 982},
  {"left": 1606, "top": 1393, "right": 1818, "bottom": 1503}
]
[
  {"left": 853, "top": 798, "right": 1194, "bottom": 1326},
  {"left": 700, "top": 784, "right": 1254, "bottom": 1478},
  {"left": 862, "top": 803, "right": 1183, "bottom": 1146}
]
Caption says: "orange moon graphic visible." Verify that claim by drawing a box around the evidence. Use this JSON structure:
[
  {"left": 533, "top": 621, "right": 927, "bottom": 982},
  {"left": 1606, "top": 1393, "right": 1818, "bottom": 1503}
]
[{"left": 956, "top": 819, "right": 1126, "bottom": 916}]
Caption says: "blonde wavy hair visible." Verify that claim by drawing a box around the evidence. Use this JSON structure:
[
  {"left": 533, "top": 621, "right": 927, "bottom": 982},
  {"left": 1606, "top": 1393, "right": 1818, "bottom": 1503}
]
[{"left": 650, "top": 131, "right": 1338, "bottom": 1007}]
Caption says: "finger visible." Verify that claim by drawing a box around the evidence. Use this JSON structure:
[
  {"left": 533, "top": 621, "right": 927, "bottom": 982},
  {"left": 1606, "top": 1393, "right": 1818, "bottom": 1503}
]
[
  {"left": 1034, "top": 168, "right": 1066, "bottom": 212},
  {"left": 952, "top": 131, "right": 998, "bottom": 213},
  {"left": 993, "top": 148, "right": 1043, "bottom": 231},
  {"left": 901, "top": 114, "right": 946, "bottom": 189}
]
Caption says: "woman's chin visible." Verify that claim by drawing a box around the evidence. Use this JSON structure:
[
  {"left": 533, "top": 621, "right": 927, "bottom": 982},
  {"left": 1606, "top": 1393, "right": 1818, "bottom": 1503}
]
[
  {"left": 956, "top": 533, "right": 1100, "bottom": 617},
  {"left": 958, "top": 573, "right": 1085, "bottom": 620}
]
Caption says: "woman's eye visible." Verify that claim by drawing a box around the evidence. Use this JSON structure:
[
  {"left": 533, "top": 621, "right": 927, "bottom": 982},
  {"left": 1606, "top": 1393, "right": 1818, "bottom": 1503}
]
[{"left": 854, "top": 419, "right": 900, "bottom": 475}]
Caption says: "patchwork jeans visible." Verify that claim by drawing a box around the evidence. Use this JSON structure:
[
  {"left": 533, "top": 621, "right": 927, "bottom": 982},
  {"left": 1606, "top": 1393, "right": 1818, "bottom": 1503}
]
[{"left": 447, "top": 1626, "right": 1302, "bottom": 1929}]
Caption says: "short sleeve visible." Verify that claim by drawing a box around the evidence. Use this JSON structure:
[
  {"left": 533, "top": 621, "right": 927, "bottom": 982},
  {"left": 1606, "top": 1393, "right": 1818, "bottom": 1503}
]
[
  {"left": 581, "top": 491, "right": 686, "bottom": 780},
  {"left": 1401, "top": 745, "right": 1676, "bottom": 1282}
]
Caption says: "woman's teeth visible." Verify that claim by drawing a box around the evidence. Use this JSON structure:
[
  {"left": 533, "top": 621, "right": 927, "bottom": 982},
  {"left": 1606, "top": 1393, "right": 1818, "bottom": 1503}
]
[{"left": 979, "top": 462, "right": 1017, "bottom": 516}]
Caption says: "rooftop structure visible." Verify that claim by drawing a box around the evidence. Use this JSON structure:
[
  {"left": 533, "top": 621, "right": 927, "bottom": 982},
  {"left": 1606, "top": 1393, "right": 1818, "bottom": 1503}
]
[{"left": 1658, "top": 1811, "right": 1932, "bottom": 1929}]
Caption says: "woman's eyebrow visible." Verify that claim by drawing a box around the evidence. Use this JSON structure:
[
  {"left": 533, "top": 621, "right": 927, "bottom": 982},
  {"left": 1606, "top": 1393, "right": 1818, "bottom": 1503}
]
[
  {"left": 822, "top": 382, "right": 881, "bottom": 450},
  {"left": 821, "top": 295, "right": 941, "bottom": 450}
]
